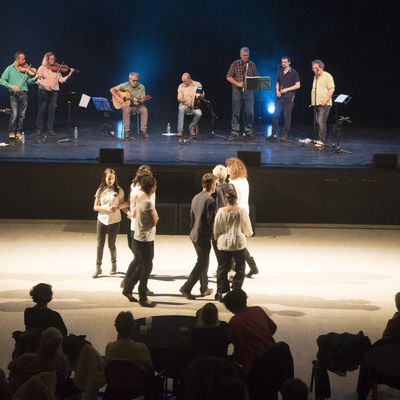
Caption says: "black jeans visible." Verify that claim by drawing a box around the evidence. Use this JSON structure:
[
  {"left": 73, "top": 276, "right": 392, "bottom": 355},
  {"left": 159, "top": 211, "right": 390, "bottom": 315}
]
[
  {"left": 36, "top": 89, "right": 58, "bottom": 132},
  {"left": 314, "top": 105, "right": 332, "bottom": 143},
  {"left": 96, "top": 221, "right": 120, "bottom": 266},
  {"left": 133, "top": 239, "right": 154, "bottom": 302},
  {"left": 272, "top": 94, "right": 295, "bottom": 138},
  {"left": 216, "top": 249, "right": 246, "bottom": 294},
  {"left": 231, "top": 88, "right": 254, "bottom": 136},
  {"left": 182, "top": 240, "right": 211, "bottom": 294},
  {"left": 9, "top": 92, "right": 28, "bottom": 132},
  {"left": 123, "top": 231, "right": 141, "bottom": 293}
]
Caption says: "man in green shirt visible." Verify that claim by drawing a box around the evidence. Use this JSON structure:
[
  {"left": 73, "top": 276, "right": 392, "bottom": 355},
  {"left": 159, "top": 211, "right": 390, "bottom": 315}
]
[
  {"left": 110, "top": 72, "right": 149, "bottom": 139},
  {"left": 0, "top": 51, "right": 38, "bottom": 142}
]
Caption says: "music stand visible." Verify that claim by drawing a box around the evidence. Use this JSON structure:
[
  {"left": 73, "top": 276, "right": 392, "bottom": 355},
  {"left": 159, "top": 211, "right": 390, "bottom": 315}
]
[
  {"left": 92, "top": 97, "right": 114, "bottom": 137},
  {"left": 330, "top": 94, "right": 352, "bottom": 153}
]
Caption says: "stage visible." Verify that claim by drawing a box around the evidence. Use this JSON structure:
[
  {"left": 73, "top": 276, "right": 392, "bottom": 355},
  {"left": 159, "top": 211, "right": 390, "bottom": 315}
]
[{"left": 0, "top": 220, "right": 399, "bottom": 399}]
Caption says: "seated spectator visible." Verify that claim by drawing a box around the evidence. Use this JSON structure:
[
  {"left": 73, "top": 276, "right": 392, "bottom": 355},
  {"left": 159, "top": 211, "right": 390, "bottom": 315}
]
[
  {"left": 383, "top": 292, "right": 400, "bottom": 339},
  {"left": 223, "top": 289, "right": 277, "bottom": 373},
  {"left": 24, "top": 283, "right": 68, "bottom": 337},
  {"left": 62, "top": 334, "right": 105, "bottom": 400},
  {"left": 8, "top": 327, "right": 66, "bottom": 395},
  {"left": 219, "top": 376, "right": 247, "bottom": 400},
  {"left": 281, "top": 378, "right": 308, "bottom": 400},
  {"left": 188, "top": 303, "right": 230, "bottom": 361},
  {"left": 12, "top": 371, "right": 57, "bottom": 400},
  {"left": 0, "top": 368, "right": 9, "bottom": 400},
  {"left": 105, "top": 311, "right": 153, "bottom": 371}
]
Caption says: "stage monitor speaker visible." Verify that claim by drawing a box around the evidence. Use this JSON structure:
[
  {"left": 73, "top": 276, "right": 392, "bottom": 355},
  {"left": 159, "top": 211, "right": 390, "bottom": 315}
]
[
  {"left": 237, "top": 151, "right": 261, "bottom": 166},
  {"left": 372, "top": 154, "right": 398, "bottom": 169},
  {"left": 99, "top": 148, "right": 124, "bottom": 164}
]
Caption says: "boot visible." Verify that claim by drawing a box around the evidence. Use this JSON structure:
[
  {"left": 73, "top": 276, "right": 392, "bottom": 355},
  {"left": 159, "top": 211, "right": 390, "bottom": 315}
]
[
  {"left": 92, "top": 265, "right": 102, "bottom": 279},
  {"left": 246, "top": 257, "right": 259, "bottom": 278},
  {"left": 110, "top": 263, "right": 117, "bottom": 275}
]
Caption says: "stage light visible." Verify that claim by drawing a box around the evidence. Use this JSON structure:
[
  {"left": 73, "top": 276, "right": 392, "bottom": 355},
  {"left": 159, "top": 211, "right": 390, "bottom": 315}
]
[
  {"left": 267, "top": 103, "right": 275, "bottom": 114},
  {"left": 266, "top": 124, "right": 272, "bottom": 137},
  {"left": 116, "top": 121, "right": 124, "bottom": 140}
]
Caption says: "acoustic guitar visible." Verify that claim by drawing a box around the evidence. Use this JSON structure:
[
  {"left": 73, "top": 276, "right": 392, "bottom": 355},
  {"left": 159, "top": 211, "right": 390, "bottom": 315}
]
[{"left": 112, "top": 91, "right": 152, "bottom": 110}]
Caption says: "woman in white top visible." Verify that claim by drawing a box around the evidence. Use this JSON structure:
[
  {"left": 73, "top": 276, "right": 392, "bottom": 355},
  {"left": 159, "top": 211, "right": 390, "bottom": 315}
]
[
  {"left": 226, "top": 157, "right": 259, "bottom": 278},
  {"left": 93, "top": 168, "right": 125, "bottom": 278},
  {"left": 132, "top": 174, "right": 159, "bottom": 307},
  {"left": 213, "top": 186, "right": 253, "bottom": 302},
  {"left": 36, "top": 52, "right": 75, "bottom": 142},
  {"left": 122, "top": 165, "right": 155, "bottom": 302}
]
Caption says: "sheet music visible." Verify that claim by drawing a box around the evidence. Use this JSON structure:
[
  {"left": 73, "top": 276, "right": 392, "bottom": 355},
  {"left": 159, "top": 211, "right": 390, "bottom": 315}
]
[{"left": 79, "top": 94, "right": 91, "bottom": 108}]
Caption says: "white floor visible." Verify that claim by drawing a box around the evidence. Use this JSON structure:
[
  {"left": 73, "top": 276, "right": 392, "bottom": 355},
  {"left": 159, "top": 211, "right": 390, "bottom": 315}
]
[{"left": 1, "top": 220, "right": 400, "bottom": 399}]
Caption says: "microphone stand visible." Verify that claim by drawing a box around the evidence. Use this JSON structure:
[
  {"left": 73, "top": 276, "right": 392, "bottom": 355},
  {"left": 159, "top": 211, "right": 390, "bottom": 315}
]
[{"left": 201, "top": 98, "right": 224, "bottom": 139}]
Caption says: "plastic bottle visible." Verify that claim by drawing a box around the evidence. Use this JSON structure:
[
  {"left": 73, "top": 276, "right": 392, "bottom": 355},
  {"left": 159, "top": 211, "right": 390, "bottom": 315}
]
[
  {"left": 167, "top": 123, "right": 171, "bottom": 134},
  {"left": 73, "top": 126, "right": 78, "bottom": 140},
  {"left": 21, "top": 132, "right": 25, "bottom": 144}
]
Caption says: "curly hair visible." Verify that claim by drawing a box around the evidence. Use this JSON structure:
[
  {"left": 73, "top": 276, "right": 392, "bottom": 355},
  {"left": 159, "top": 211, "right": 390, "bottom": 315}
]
[
  {"left": 30, "top": 283, "right": 53, "bottom": 305},
  {"left": 226, "top": 157, "right": 247, "bottom": 179}
]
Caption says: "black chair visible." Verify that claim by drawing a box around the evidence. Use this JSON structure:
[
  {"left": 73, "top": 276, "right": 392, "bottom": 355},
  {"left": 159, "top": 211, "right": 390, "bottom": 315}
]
[
  {"left": 103, "top": 358, "right": 159, "bottom": 400},
  {"left": 310, "top": 331, "right": 371, "bottom": 400},
  {"left": 247, "top": 341, "right": 294, "bottom": 400}
]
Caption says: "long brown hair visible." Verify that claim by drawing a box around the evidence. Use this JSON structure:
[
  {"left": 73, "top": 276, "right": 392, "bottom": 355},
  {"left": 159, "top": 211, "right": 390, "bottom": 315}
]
[
  {"left": 132, "top": 164, "right": 153, "bottom": 186},
  {"left": 97, "top": 168, "right": 120, "bottom": 197},
  {"left": 41, "top": 52, "right": 55, "bottom": 70},
  {"left": 226, "top": 157, "right": 248, "bottom": 179}
]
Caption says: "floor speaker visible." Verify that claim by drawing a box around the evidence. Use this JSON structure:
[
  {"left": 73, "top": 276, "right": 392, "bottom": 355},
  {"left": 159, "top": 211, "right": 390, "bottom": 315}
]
[
  {"left": 99, "top": 148, "right": 124, "bottom": 164},
  {"left": 237, "top": 151, "right": 261, "bottom": 166},
  {"left": 372, "top": 154, "right": 398, "bottom": 169}
]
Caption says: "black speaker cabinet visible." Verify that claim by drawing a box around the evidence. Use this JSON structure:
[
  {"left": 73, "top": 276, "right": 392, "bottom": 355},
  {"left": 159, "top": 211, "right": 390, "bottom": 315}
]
[
  {"left": 372, "top": 154, "right": 398, "bottom": 169},
  {"left": 99, "top": 148, "right": 124, "bottom": 164},
  {"left": 237, "top": 151, "right": 261, "bottom": 166}
]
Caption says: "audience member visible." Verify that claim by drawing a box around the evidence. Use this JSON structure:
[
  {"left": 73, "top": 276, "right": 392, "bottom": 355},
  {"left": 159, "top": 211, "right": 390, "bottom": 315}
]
[
  {"left": 281, "top": 378, "right": 309, "bottom": 400},
  {"left": 383, "top": 292, "right": 400, "bottom": 339},
  {"left": 219, "top": 376, "right": 247, "bottom": 400},
  {"left": 105, "top": 311, "right": 153, "bottom": 371},
  {"left": 188, "top": 303, "right": 230, "bottom": 361},
  {"left": 24, "top": 283, "right": 67, "bottom": 337},
  {"left": 8, "top": 327, "right": 65, "bottom": 395},
  {"left": 223, "top": 289, "right": 277, "bottom": 373}
]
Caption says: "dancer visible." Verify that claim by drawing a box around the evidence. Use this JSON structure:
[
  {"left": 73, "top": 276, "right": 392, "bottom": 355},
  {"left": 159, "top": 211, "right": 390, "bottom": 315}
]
[
  {"left": 131, "top": 174, "right": 158, "bottom": 307},
  {"left": 93, "top": 168, "right": 125, "bottom": 278},
  {"left": 180, "top": 173, "right": 217, "bottom": 300},
  {"left": 226, "top": 157, "right": 259, "bottom": 278},
  {"left": 122, "top": 165, "right": 155, "bottom": 301},
  {"left": 214, "top": 186, "right": 253, "bottom": 302},
  {"left": 35, "top": 52, "right": 75, "bottom": 143}
]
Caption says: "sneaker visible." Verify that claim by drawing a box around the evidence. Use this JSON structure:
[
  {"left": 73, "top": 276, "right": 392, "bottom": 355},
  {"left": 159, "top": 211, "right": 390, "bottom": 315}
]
[
  {"left": 227, "top": 134, "right": 239, "bottom": 141},
  {"left": 48, "top": 130, "right": 56, "bottom": 136},
  {"left": 8, "top": 132, "right": 16, "bottom": 140},
  {"left": 180, "top": 287, "right": 195, "bottom": 300},
  {"left": 214, "top": 292, "right": 224, "bottom": 303},
  {"left": 314, "top": 140, "right": 325, "bottom": 148},
  {"left": 200, "top": 288, "right": 213, "bottom": 297},
  {"left": 122, "top": 291, "right": 138, "bottom": 302},
  {"left": 139, "top": 299, "right": 156, "bottom": 308}
]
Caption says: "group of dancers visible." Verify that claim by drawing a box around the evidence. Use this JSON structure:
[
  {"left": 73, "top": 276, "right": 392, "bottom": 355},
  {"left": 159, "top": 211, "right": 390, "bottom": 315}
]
[
  {"left": 1, "top": 47, "right": 335, "bottom": 147},
  {"left": 93, "top": 157, "right": 258, "bottom": 307}
]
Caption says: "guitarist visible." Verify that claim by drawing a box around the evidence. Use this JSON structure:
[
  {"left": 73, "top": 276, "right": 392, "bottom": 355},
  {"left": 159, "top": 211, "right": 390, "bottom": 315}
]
[{"left": 110, "top": 72, "right": 149, "bottom": 138}]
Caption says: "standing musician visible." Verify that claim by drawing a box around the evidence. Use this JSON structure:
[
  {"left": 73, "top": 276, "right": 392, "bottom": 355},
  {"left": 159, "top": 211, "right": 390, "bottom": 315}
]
[
  {"left": 177, "top": 73, "right": 204, "bottom": 137},
  {"left": 110, "top": 72, "right": 149, "bottom": 139},
  {"left": 36, "top": 52, "right": 75, "bottom": 143},
  {"left": 226, "top": 47, "right": 258, "bottom": 141},
  {"left": 0, "top": 51, "right": 38, "bottom": 143}
]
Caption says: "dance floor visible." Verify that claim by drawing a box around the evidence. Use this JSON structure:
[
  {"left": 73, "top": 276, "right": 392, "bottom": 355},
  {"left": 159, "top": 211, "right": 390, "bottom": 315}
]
[{"left": 0, "top": 220, "right": 400, "bottom": 398}]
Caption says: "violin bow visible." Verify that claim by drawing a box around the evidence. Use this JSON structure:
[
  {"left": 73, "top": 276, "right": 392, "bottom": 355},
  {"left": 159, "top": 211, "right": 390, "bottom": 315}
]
[{"left": 15, "top": 63, "right": 32, "bottom": 93}]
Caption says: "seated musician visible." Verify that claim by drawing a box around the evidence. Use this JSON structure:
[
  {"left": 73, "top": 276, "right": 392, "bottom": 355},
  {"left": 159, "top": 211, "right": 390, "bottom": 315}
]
[
  {"left": 177, "top": 73, "right": 204, "bottom": 137},
  {"left": 110, "top": 72, "right": 149, "bottom": 138}
]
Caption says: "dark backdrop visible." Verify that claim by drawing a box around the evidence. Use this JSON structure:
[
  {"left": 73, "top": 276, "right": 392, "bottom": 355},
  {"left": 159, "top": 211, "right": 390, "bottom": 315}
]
[{"left": 0, "top": 0, "right": 397, "bottom": 130}]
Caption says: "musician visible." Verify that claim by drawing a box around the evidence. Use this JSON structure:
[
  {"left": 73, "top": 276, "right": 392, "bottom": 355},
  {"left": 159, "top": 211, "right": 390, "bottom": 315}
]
[
  {"left": 0, "top": 51, "right": 38, "bottom": 142},
  {"left": 226, "top": 47, "right": 258, "bottom": 141},
  {"left": 177, "top": 73, "right": 204, "bottom": 137},
  {"left": 271, "top": 56, "right": 300, "bottom": 142},
  {"left": 36, "top": 52, "right": 74, "bottom": 143},
  {"left": 110, "top": 73, "right": 149, "bottom": 138},
  {"left": 311, "top": 59, "right": 335, "bottom": 148}
]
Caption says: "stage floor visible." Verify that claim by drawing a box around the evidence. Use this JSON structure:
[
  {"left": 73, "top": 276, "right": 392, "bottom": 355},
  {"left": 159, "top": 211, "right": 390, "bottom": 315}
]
[
  {"left": 0, "top": 122, "right": 399, "bottom": 167},
  {"left": 1, "top": 220, "right": 400, "bottom": 399}
]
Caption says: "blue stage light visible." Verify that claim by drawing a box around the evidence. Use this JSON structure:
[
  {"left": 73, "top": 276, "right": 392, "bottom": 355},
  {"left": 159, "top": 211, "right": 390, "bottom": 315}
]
[{"left": 267, "top": 103, "right": 275, "bottom": 114}]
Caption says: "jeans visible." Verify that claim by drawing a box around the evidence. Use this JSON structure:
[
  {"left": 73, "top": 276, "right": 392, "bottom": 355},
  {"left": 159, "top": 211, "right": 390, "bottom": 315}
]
[
  {"left": 182, "top": 240, "right": 211, "bottom": 294},
  {"left": 96, "top": 221, "right": 120, "bottom": 266},
  {"left": 122, "top": 104, "right": 148, "bottom": 132},
  {"left": 123, "top": 231, "right": 141, "bottom": 293},
  {"left": 231, "top": 88, "right": 254, "bottom": 136},
  {"left": 133, "top": 239, "right": 154, "bottom": 302},
  {"left": 9, "top": 92, "right": 28, "bottom": 132},
  {"left": 216, "top": 249, "right": 246, "bottom": 294},
  {"left": 177, "top": 104, "right": 202, "bottom": 132},
  {"left": 314, "top": 105, "right": 332, "bottom": 143},
  {"left": 272, "top": 94, "right": 295, "bottom": 138},
  {"left": 36, "top": 89, "right": 58, "bottom": 132}
]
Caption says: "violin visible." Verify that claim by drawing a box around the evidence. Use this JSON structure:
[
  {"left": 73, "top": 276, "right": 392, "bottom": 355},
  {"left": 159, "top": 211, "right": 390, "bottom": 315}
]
[
  {"left": 17, "top": 63, "right": 37, "bottom": 77},
  {"left": 50, "top": 63, "right": 79, "bottom": 74}
]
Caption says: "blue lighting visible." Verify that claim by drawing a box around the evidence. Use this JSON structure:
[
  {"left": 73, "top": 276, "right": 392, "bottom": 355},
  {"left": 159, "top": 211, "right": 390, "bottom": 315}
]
[
  {"left": 267, "top": 103, "right": 275, "bottom": 114},
  {"left": 116, "top": 121, "right": 124, "bottom": 140}
]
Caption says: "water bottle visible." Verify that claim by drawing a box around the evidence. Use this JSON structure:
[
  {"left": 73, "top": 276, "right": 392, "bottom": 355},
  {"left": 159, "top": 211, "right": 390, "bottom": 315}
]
[
  {"left": 167, "top": 123, "right": 171, "bottom": 134},
  {"left": 73, "top": 126, "right": 78, "bottom": 140},
  {"left": 21, "top": 132, "right": 25, "bottom": 144}
]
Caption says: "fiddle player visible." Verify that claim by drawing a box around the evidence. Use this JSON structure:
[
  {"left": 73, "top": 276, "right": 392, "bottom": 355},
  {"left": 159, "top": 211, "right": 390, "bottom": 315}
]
[
  {"left": 0, "top": 51, "right": 38, "bottom": 143},
  {"left": 177, "top": 73, "right": 204, "bottom": 138},
  {"left": 35, "top": 52, "right": 75, "bottom": 143},
  {"left": 110, "top": 72, "right": 149, "bottom": 139}
]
